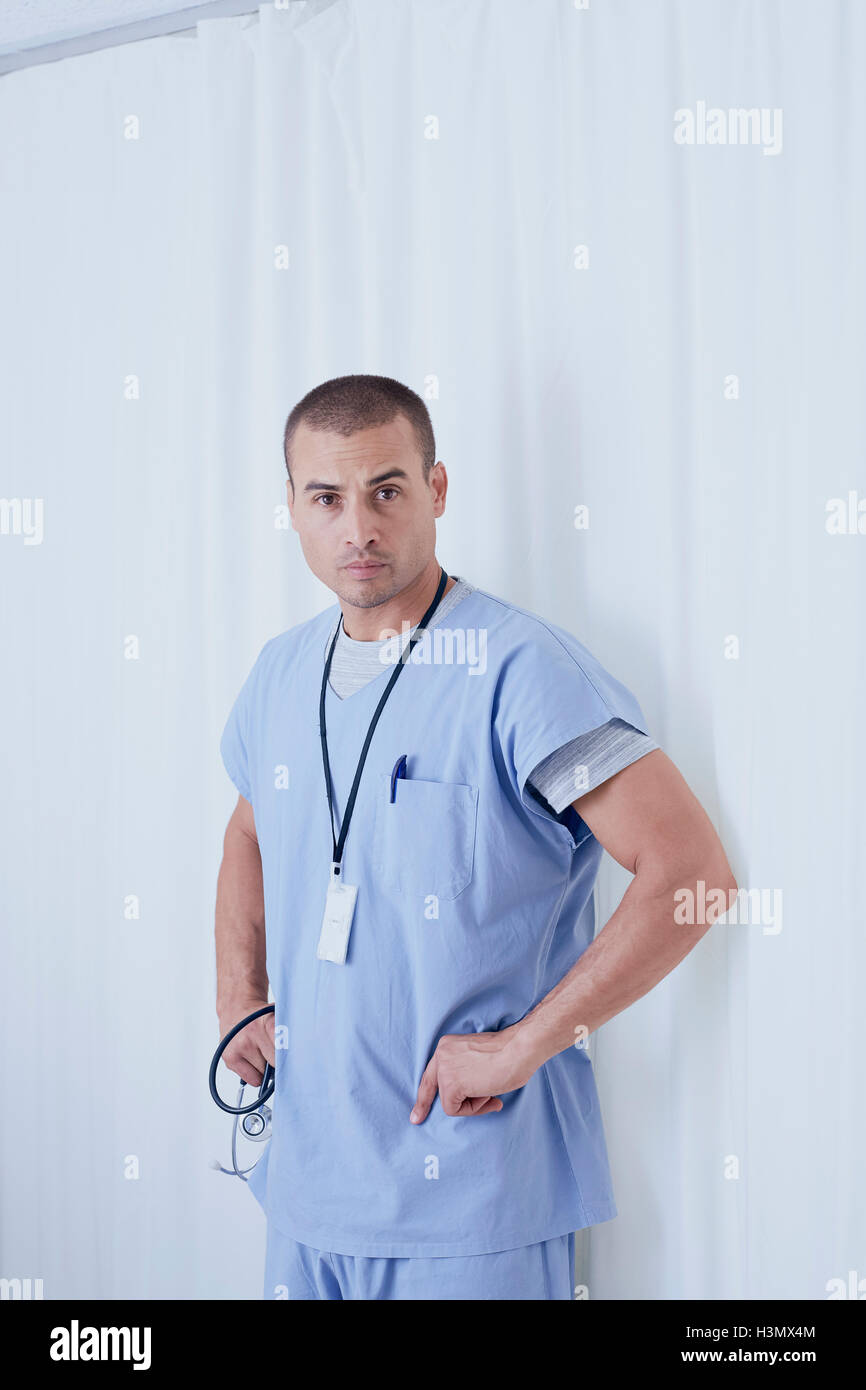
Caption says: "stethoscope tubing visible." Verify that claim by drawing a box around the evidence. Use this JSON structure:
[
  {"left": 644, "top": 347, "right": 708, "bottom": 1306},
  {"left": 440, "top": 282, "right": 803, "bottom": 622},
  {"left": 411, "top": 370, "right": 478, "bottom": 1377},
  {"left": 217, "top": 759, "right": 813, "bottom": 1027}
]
[{"left": 209, "top": 1003, "right": 276, "bottom": 1115}]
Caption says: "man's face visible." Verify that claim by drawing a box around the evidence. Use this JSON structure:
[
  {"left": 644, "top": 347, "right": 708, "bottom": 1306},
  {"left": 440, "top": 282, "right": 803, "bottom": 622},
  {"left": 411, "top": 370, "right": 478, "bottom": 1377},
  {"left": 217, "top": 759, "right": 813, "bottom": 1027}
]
[{"left": 286, "top": 413, "right": 447, "bottom": 611}]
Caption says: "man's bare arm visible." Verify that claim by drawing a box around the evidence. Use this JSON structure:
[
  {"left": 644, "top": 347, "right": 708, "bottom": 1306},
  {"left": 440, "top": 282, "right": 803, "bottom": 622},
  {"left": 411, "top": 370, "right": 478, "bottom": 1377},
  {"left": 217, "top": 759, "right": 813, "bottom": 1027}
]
[
  {"left": 511, "top": 748, "right": 738, "bottom": 1072},
  {"left": 214, "top": 793, "right": 275, "bottom": 1085},
  {"left": 409, "top": 747, "right": 738, "bottom": 1123}
]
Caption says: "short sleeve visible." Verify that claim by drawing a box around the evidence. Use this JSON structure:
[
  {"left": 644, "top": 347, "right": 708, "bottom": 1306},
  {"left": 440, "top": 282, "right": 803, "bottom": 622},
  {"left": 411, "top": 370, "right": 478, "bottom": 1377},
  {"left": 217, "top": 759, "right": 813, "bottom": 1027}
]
[
  {"left": 220, "top": 638, "right": 278, "bottom": 803},
  {"left": 220, "top": 675, "right": 253, "bottom": 802},
  {"left": 528, "top": 718, "right": 660, "bottom": 815},
  {"left": 493, "top": 618, "right": 651, "bottom": 830}
]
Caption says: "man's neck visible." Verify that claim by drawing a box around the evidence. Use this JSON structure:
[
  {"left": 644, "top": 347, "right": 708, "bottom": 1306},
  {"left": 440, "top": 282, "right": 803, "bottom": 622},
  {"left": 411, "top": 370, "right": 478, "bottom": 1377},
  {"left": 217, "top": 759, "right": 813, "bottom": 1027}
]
[{"left": 340, "top": 563, "right": 455, "bottom": 641}]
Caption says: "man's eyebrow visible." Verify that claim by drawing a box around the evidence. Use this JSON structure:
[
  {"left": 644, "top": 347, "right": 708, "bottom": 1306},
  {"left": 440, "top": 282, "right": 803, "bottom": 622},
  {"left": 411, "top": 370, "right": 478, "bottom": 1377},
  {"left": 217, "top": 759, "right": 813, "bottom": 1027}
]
[{"left": 303, "top": 468, "right": 410, "bottom": 494}]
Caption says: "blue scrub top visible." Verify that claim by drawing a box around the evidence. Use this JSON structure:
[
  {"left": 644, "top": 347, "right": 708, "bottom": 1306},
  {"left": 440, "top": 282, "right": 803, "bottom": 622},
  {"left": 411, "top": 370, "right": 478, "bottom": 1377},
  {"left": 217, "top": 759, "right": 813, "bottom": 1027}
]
[{"left": 220, "top": 584, "right": 650, "bottom": 1257}]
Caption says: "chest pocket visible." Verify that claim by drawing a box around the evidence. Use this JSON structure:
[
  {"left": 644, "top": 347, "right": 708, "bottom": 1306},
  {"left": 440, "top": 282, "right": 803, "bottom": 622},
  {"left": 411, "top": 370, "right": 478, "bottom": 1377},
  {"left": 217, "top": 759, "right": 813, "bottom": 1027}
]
[{"left": 371, "top": 772, "right": 478, "bottom": 902}]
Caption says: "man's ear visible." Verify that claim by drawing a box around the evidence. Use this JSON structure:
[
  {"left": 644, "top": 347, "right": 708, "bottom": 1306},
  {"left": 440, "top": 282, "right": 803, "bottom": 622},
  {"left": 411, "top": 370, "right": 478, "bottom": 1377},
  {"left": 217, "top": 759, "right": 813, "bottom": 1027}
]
[{"left": 431, "top": 460, "right": 447, "bottom": 516}]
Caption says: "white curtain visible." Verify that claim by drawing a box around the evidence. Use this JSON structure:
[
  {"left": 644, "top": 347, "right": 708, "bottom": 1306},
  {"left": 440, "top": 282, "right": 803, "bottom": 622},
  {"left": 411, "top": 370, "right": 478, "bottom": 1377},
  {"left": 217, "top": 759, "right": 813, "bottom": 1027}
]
[{"left": 1, "top": 0, "right": 863, "bottom": 1300}]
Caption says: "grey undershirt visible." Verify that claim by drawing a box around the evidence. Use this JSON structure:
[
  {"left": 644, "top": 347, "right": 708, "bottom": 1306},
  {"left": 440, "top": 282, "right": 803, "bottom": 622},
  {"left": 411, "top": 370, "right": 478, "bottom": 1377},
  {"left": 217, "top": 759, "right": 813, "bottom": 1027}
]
[{"left": 325, "top": 575, "right": 658, "bottom": 816}]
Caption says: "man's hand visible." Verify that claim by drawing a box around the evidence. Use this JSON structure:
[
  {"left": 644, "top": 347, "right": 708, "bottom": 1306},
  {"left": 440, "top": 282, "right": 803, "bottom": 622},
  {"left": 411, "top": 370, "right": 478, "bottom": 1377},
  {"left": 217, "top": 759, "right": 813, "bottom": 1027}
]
[
  {"left": 409, "top": 1026, "right": 536, "bottom": 1123},
  {"left": 217, "top": 998, "right": 276, "bottom": 1089}
]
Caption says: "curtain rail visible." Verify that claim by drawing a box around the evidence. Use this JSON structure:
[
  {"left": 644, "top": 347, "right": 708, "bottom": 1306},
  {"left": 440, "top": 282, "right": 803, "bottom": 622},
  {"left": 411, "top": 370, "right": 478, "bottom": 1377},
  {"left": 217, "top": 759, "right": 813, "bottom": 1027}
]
[{"left": 0, "top": 0, "right": 313, "bottom": 77}]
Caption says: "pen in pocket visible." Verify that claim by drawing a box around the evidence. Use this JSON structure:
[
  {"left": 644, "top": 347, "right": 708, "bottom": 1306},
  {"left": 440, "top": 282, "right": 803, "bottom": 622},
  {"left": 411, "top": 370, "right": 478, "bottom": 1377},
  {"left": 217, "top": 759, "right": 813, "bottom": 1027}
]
[{"left": 389, "top": 753, "right": 408, "bottom": 801}]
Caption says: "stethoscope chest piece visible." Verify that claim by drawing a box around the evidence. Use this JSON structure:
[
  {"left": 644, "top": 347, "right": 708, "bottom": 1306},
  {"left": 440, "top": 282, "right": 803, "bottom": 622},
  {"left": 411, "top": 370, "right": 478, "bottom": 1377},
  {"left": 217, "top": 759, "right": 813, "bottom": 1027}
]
[{"left": 241, "top": 1107, "right": 271, "bottom": 1141}]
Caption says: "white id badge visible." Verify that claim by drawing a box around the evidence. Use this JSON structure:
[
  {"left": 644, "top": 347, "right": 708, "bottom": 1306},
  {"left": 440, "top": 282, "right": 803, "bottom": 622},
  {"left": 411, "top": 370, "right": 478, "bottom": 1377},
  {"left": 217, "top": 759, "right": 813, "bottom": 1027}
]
[{"left": 317, "top": 862, "right": 358, "bottom": 964}]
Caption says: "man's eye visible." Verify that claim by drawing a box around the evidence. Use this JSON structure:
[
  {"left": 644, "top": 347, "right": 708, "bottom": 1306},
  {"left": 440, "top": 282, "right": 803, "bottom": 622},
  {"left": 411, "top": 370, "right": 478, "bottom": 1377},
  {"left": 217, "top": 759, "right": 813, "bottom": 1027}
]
[{"left": 314, "top": 489, "right": 398, "bottom": 506}]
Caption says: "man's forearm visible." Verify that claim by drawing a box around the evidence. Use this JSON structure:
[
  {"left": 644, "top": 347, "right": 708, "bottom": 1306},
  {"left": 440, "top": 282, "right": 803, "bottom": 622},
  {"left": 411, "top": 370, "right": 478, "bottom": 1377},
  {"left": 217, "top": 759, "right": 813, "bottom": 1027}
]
[
  {"left": 215, "top": 823, "right": 268, "bottom": 1024},
  {"left": 511, "top": 859, "right": 737, "bottom": 1074}
]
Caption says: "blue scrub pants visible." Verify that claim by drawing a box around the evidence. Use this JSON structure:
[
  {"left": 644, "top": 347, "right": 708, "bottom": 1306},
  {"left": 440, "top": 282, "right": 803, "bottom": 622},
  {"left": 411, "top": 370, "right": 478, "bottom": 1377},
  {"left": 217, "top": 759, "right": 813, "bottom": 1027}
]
[{"left": 263, "top": 1222, "right": 576, "bottom": 1300}]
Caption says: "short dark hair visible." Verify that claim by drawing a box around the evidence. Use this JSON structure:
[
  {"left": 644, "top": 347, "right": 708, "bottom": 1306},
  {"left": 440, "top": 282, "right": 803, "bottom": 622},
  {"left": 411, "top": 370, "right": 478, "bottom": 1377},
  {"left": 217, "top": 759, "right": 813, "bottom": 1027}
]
[{"left": 283, "top": 374, "right": 436, "bottom": 493}]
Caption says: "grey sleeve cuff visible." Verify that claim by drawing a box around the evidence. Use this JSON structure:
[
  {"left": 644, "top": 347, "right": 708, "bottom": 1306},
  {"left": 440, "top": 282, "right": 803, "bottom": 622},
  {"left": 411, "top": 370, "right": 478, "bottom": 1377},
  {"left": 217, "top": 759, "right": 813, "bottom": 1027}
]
[{"left": 526, "top": 718, "right": 660, "bottom": 816}]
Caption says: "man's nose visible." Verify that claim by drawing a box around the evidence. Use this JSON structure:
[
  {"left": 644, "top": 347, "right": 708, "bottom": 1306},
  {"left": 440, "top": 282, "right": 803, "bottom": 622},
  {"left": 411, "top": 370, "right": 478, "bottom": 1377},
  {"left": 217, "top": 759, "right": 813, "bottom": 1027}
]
[{"left": 339, "top": 494, "right": 382, "bottom": 548}]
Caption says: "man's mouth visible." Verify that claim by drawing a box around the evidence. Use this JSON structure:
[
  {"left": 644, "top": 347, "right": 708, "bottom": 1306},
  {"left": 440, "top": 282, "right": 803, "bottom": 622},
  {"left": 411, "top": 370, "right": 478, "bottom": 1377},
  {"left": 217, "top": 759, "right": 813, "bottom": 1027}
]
[{"left": 343, "top": 561, "right": 385, "bottom": 576}]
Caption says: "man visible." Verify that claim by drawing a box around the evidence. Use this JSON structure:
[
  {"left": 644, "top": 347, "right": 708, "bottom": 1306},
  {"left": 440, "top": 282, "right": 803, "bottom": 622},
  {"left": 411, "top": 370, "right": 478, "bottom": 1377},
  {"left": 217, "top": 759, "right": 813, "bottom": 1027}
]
[{"left": 215, "top": 373, "right": 737, "bottom": 1301}]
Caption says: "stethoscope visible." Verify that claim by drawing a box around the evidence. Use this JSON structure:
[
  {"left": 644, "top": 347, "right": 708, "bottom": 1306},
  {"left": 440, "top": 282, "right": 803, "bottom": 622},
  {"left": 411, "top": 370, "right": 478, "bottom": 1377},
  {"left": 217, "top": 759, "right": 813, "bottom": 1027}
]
[{"left": 208, "top": 1004, "right": 275, "bottom": 1181}]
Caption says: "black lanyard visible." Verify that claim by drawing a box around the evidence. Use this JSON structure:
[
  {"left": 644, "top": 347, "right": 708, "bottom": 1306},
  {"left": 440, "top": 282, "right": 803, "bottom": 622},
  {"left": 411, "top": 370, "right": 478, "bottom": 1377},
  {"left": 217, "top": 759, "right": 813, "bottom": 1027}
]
[{"left": 319, "top": 566, "right": 450, "bottom": 874}]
